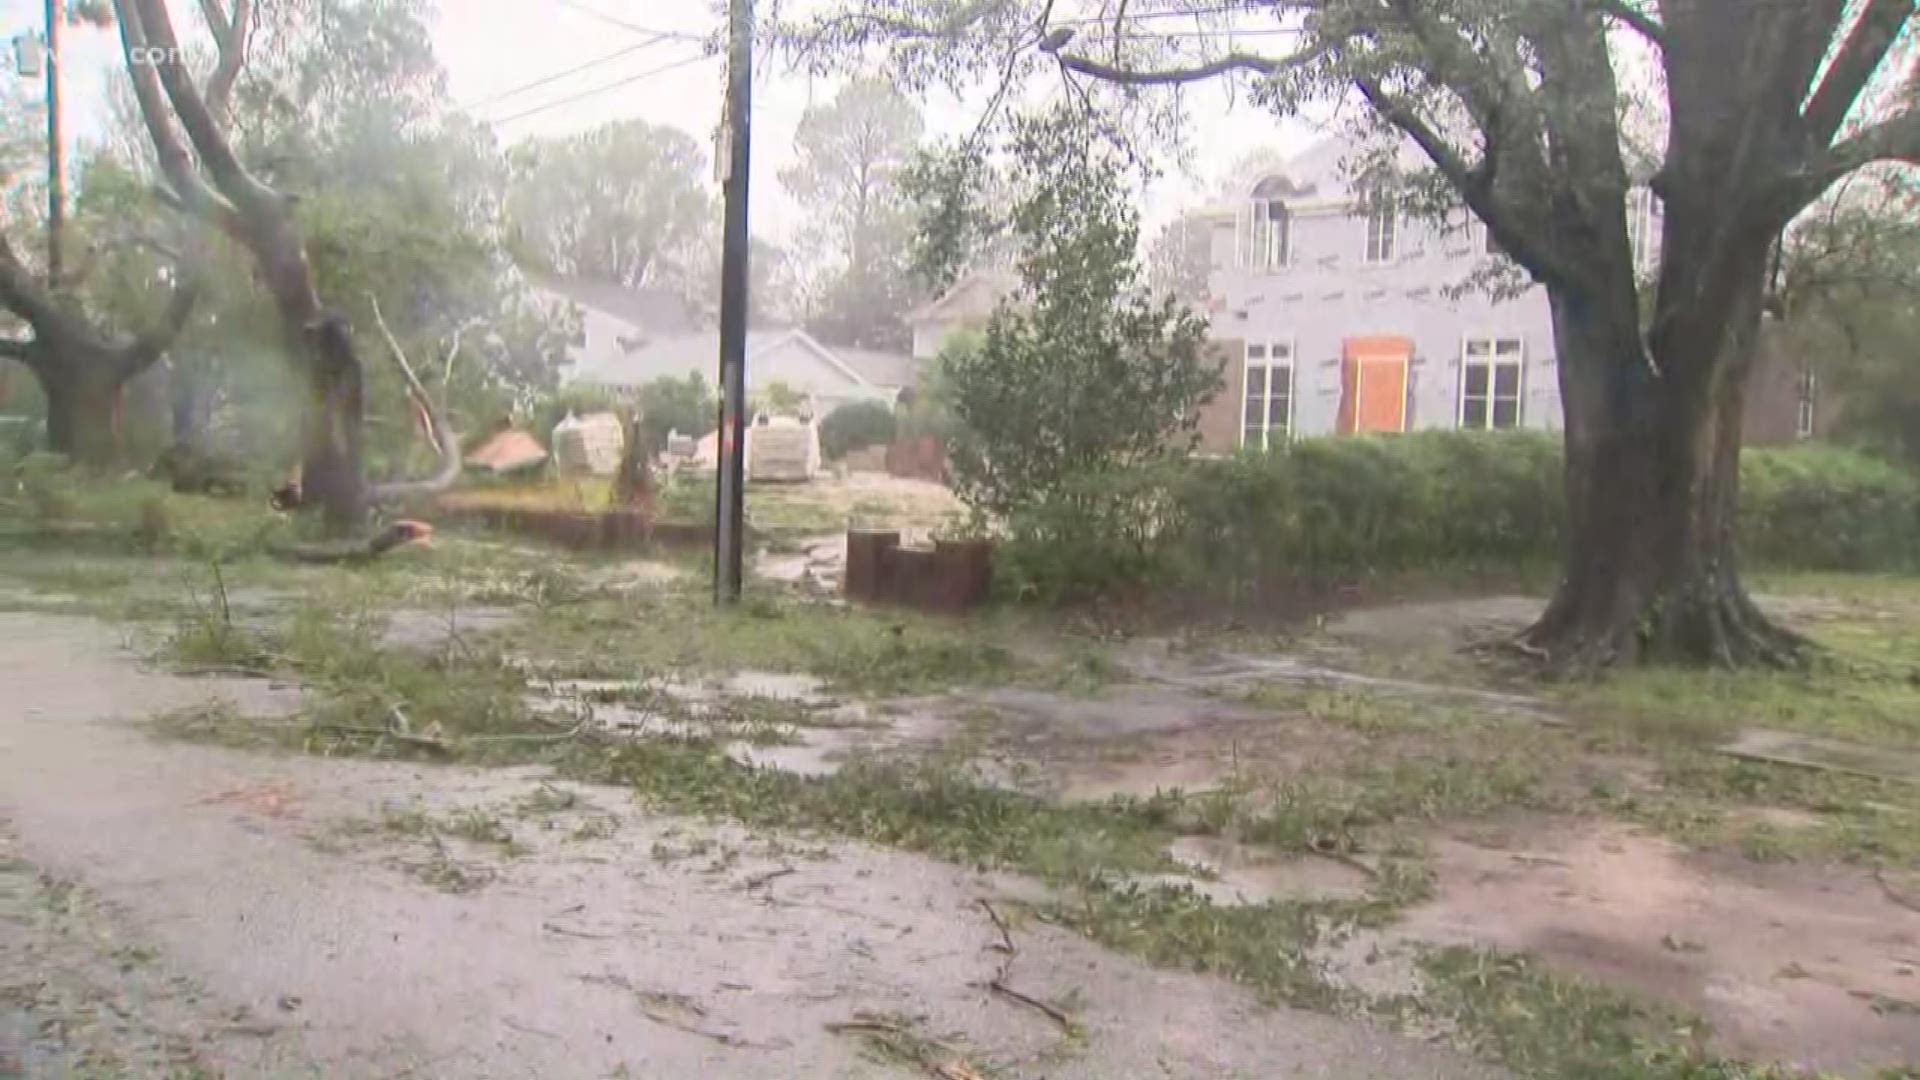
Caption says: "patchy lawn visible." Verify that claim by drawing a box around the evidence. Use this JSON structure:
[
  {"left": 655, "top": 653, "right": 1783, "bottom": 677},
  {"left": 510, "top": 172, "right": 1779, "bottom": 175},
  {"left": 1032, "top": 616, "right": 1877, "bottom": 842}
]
[{"left": 4, "top": 480, "right": 1919, "bottom": 1079}]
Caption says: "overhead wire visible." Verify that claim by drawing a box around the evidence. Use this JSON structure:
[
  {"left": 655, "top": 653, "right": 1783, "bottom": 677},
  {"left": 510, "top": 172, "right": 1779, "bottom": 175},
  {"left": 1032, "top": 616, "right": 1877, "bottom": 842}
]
[
  {"left": 485, "top": 51, "right": 717, "bottom": 126},
  {"left": 460, "top": 36, "right": 676, "bottom": 113}
]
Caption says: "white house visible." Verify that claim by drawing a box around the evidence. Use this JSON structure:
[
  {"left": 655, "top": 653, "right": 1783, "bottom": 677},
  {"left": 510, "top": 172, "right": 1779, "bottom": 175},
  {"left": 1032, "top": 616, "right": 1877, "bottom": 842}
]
[{"left": 535, "top": 275, "right": 913, "bottom": 415}]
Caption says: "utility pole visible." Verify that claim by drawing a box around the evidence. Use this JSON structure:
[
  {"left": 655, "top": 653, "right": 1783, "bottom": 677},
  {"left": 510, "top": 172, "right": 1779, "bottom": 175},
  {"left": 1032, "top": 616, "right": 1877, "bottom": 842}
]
[
  {"left": 44, "top": 0, "right": 64, "bottom": 288},
  {"left": 711, "top": 0, "right": 753, "bottom": 604}
]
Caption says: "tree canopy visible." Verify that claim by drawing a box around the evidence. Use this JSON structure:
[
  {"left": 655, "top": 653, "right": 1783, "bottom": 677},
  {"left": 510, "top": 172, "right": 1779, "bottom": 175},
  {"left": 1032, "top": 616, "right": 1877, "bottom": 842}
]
[{"left": 782, "top": 77, "right": 925, "bottom": 350}]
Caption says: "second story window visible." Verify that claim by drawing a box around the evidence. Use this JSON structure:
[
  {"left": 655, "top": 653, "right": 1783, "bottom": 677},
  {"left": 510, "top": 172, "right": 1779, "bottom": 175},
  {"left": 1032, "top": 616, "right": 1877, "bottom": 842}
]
[
  {"left": 1251, "top": 199, "right": 1291, "bottom": 269},
  {"left": 1243, "top": 177, "right": 1295, "bottom": 271},
  {"left": 1364, "top": 196, "right": 1398, "bottom": 263}
]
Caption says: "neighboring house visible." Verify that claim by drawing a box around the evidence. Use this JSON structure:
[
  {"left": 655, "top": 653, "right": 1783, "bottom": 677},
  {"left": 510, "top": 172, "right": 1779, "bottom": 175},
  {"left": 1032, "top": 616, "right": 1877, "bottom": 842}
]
[
  {"left": 567, "top": 326, "right": 908, "bottom": 416},
  {"left": 529, "top": 272, "right": 704, "bottom": 356},
  {"left": 1192, "top": 137, "right": 1823, "bottom": 454},
  {"left": 537, "top": 273, "right": 912, "bottom": 415},
  {"left": 907, "top": 269, "right": 1017, "bottom": 361}
]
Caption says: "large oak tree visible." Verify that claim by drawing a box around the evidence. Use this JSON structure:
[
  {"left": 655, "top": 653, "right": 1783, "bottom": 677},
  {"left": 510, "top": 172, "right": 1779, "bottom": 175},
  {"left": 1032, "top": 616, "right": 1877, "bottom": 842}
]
[{"left": 805, "top": 0, "right": 1920, "bottom": 667}]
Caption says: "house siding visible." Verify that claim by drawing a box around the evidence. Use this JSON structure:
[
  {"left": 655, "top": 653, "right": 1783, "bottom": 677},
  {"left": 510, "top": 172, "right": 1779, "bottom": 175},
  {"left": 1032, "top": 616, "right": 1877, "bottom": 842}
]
[{"left": 1206, "top": 206, "right": 1563, "bottom": 438}]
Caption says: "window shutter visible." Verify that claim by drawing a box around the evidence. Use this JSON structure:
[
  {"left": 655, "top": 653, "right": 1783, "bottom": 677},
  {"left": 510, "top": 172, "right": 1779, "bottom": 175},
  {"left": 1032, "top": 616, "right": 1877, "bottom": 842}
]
[{"left": 1236, "top": 204, "right": 1251, "bottom": 269}]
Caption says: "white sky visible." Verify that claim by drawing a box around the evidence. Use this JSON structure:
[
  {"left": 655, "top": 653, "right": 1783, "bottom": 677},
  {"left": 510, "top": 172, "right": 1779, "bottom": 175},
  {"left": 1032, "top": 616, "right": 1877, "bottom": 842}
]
[{"left": 0, "top": 0, "right": 1328, "bottom": 245}]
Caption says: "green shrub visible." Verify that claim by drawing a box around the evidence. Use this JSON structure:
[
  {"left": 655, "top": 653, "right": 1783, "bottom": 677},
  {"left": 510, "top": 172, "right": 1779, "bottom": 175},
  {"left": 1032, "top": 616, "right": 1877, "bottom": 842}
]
[
  {"left": 1739, "top": 446, "right": 1920, "bottom": 570},
  {"left": 997, "top": 432, "right": 1919, "bottom": 605},
  {"left": 819, "top": 400, "right": 898, "bottom": 460}
]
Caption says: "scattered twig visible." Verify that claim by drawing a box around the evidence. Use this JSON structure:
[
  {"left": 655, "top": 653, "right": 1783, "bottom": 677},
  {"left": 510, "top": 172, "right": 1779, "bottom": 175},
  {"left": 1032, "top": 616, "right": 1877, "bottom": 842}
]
[
  {"left": 173, "top": 663, "right": 279, "bottom": 680},
  {"left": 977, "top": 898, "right": 1014, "bottom": 955},
  {"left": 462, "top": 722, "right": 590, "bottom": 746},
  {"left": 1877, "top": 868, "right": 1920, "bottom": 914},
  {"left": 987, "top": 979, "right": 1080, "bottom": 1037},
  {"left": 744, "top": 866, "right": 797, "bottom": 890},
  {"left": 312, "top": 721, "right": 451, "bottom": 756},
  {"left": 542, "top": 921, "right": 615, "bottom": 940},
  {"left": 1305, "top": 842, "right": 1381, "bottom": 881}
]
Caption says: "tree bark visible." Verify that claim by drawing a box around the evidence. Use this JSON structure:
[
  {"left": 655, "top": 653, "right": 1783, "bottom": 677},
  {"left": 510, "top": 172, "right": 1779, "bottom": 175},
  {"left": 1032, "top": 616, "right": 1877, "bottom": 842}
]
[
  {"left": 37, "top": 357, "right": 126, "bottom": 467},
  {"left": 1523, "top": 272, "right": 1807, "bottom": 669}
]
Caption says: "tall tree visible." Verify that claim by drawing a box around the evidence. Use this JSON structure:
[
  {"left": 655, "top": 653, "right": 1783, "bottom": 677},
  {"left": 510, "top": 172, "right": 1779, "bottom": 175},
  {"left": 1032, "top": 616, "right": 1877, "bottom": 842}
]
[
  {"left": 107, "top": 0, "right": 457, "bottom": 533},
  {"left": 782, "top": 77, "right": 924, "bottom": 349},
  {"left": 0, "top": 9, "right": 200, "bottom": 465},
  {"left": 504, "top": 120, "right": 715, "bottom": 302},
  {"left": 802, "top": 0, "right": 1920, "bottom": 668}
]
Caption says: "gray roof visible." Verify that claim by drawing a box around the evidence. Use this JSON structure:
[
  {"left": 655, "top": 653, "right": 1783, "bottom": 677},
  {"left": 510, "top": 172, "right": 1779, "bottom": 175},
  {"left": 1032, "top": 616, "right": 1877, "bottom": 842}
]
[
  {"left": 531, "top": 273, "right": 704, "bottom": 336},
  {"left": 833, "top": 346, "right": 916, "bottom": 390}
]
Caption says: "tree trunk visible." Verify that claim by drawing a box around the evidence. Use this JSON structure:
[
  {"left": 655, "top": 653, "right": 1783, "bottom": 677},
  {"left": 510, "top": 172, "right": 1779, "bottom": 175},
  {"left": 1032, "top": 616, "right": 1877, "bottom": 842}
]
[
  {"left": 1523, "top": 279, "right": 1806, "bottom": 669},
  {"left": 41, "top": 363, "right": 125, "bottom": 468},
  {"left": 168, "top": 357, "right": 217, "bottom": 452}
]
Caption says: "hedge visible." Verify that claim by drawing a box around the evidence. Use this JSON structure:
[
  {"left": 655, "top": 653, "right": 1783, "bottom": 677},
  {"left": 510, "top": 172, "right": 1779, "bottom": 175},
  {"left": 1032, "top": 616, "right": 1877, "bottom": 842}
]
[{"left": 997, "top": 432, "right": 1920, "bottom": 605}]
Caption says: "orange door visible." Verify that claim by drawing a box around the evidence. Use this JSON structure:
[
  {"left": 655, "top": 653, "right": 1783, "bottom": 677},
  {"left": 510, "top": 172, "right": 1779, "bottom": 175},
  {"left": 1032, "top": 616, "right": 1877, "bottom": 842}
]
[{"left": 1338, "top": 336, "right": 1413, "bottom": 434}]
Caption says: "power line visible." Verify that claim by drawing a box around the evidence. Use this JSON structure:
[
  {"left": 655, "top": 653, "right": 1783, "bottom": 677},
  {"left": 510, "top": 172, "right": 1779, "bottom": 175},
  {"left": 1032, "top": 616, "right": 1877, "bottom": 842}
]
[
  {"left": 552, "top": 0, "right": 710, "bottom": 42},
  {"left": 486, "top": 51, "right": 716, "bottom": 126},
  {"left": 461, "top": 37, "right": 674, "bottom": 113}
]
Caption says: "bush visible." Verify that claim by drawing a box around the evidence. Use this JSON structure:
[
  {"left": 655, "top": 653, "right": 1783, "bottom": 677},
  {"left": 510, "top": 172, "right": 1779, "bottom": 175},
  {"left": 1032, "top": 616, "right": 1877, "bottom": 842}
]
[
  {"left": 820, "top": 400, "right": 898, "bottom": 460},
  {"left": 1740, "top": 445, "right": 1920, "bottom": 570},
  {"left": 997, "top": 432, "right": 1919, "bottom": 605}
]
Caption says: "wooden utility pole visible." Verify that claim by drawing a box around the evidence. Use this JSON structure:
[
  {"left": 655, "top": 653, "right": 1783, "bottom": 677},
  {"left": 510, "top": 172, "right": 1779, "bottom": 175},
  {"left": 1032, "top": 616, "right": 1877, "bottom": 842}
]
[
  {"left": 44, "top": 0, "right": 64, "bottom": 287},
  {"left": 712, "top": 0, "right": 753, "bottom": 604}
]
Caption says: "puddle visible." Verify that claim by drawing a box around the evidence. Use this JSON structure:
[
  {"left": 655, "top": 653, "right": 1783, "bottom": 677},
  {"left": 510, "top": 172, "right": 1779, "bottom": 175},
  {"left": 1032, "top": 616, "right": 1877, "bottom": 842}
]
[
  {"left": 382, "top": 606, "right": 520, "bottom": 650},
  {"left": 1166, "top": 836, "right": 1374, "bottom": 904},
  {"left": 1368, "top": 819, "right": 1920, "bottom": 1074},
  {"left": 1140, "top": 653, "right": 1559, "bottom": 723}
]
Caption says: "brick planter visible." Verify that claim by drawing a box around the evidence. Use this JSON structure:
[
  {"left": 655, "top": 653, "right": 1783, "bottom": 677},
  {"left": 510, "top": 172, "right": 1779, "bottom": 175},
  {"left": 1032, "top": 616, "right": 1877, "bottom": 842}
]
[{"left": 843, "top": 529, "right": 994, "bottom": 614}]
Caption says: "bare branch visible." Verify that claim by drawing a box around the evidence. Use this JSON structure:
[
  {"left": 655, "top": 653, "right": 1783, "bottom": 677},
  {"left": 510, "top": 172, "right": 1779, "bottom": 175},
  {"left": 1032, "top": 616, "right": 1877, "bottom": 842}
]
[
  {"left": 1802, "top": 0, "right": 1916, "bottom": 145},
  {"left": 1594, "top": 0, "right": 1666, "bottom": 46},
  {"left": 365, "top": 293, "right": 462, "bottom": 503},
  {"left": 203, "top": 0, "right": 254, "bottom": 122}
]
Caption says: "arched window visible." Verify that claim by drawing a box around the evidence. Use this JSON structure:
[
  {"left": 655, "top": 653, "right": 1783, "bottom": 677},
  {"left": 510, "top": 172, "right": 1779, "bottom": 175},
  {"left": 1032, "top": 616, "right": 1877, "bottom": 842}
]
[{"left": 1243, "top": 176, "right": 1293, "bottom": 270}]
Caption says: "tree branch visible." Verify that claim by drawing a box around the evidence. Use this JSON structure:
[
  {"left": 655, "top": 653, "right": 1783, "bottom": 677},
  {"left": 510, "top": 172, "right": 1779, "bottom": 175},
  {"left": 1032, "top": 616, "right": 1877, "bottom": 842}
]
[
  {"left": 1801, "top": 0, "right": 1916, "bottom": 145},
  {"left": 365, "top": 294, "right": 462, "bottom": 503},
  {"left": 0, "top": 230, "right": 66, "bottom": 332},
  {"left": 111, "top": 0, "right": 245, "bottom": 233},
  {"left": 117, "top": 272, "right": 201, "bottom": 378},
  {"left": 1355, "top": 75, "right": 1574, "bottom": 289},
  {"left": 1789, "top": 106, "right": 1920, "bottom": 204},
  {"left": 1594, "top": 0, "right": 1666, "bottom": 46},
  {"left": 128, "top": 0, "right": 276, "bottom": 214},
  {"left": 202, "top": 0, "right": 254, "bottom": 122},
  {"left": 1042, "top": 29, "right": 1328, "bottom": 84}
]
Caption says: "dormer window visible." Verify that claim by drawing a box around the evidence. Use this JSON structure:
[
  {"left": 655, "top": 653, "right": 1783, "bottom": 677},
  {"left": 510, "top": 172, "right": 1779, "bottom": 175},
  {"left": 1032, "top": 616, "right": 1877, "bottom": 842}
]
[
  {"left": 1363, "top": 193, "right": 1398, "bottom": 264},
  {"left": 1242, "top": 176, "right": 1294, "bottom": 271}
]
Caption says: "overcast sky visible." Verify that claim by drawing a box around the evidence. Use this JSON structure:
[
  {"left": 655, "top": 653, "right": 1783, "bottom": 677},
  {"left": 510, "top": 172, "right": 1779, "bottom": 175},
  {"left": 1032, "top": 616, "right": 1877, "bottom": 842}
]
[{"left": 0, "top": 0, "right": 1328, "bottom": 244}]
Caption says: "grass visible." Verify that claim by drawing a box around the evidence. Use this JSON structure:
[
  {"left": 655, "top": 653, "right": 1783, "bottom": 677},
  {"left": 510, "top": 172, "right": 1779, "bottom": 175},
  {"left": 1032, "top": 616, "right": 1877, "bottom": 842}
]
[{"left": 517, "top": 578, "right": 1116, "bottom": 697}]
